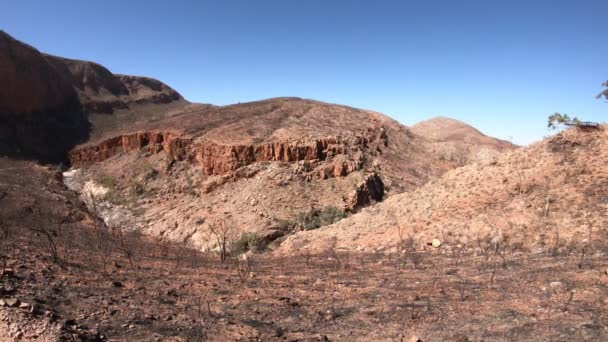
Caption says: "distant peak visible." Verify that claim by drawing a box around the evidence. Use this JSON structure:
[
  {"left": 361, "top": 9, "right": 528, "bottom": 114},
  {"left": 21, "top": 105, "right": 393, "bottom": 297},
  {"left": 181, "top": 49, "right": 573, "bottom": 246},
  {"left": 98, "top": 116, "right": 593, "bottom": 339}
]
[{"left": 411, "top": 116, "right": 514, "bottom": 148}]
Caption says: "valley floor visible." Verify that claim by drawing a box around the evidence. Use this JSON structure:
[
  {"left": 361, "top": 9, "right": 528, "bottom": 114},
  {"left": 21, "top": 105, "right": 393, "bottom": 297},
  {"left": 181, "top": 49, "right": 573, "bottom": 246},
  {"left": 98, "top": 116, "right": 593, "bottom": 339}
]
[{"left": 2, "top": 238, "right": 607, "bottom": 341}]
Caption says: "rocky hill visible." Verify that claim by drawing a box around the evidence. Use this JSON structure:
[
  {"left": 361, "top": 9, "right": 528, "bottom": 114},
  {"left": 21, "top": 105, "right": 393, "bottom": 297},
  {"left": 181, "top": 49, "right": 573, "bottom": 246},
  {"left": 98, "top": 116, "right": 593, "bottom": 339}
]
[
  {"left": 43, "top": 55, "right": 183, "bottom": 114},
  {"left": 411, "top": 116, "right": 515, "bottom": 164},
  {"left": 0, "top": 30, "right": 516, "bottom": 255},
  {"left": 0, "top": 31, "right": 88, "bottom": 162},
  {"left": 3, "top": 30, "right": 606, "bottom": 341},
  {"left": 0, "top": 31, "right": 186, "bottom": 162},
  {"left": 64, "top": 97, "right": 464, "bottom": 251},
  {"left": 279, "top": 125, "right": 608, "bottom": 254}
]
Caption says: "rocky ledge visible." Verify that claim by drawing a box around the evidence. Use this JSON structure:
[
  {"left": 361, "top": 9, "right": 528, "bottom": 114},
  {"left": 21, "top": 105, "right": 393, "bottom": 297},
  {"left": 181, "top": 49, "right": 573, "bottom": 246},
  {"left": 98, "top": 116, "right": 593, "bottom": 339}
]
[{"left": 68, "top": 130, "right": 386, "bottom": 180}]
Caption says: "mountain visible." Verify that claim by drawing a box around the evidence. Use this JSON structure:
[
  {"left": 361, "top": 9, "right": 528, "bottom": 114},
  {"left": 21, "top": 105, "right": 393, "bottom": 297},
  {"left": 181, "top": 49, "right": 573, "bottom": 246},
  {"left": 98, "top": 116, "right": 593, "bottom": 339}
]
[
  {"left": 410, "top": 116, "right": 516, "bottom": 164},
  {"left": 279, "top": 125, "right": 607, "bottom": 254},
  {"left": 3, "top": 30, "right": 601, "bottom": 342},
  {"left": 0, "top": 30, "right": 515, "bottom": 253},
  {"left": 64, "top": 97, "right": 461, "bottom": 250},
  {"left": 0, "top": 31, "right": 88, "bottom": 162},
  {"left": 43, "top": 54, "right": 183, "bottom": 114},
  {"left": 0, "top": 31, "right": 186, "bottom": 162}
]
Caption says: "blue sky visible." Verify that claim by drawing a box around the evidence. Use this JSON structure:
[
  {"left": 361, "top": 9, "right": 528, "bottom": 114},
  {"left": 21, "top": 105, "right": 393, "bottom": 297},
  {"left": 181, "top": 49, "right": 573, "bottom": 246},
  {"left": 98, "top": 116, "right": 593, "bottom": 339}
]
[{"left": 3, "top": 0, "right": 606, "bottom": 144}]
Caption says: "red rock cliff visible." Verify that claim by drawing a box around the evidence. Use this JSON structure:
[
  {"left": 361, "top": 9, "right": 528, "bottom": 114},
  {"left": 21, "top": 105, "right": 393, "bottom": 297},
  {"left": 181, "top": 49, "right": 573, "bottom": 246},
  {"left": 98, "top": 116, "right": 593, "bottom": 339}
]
[{"left": 69, "top": 131, "right": 369, "bottom": 178}]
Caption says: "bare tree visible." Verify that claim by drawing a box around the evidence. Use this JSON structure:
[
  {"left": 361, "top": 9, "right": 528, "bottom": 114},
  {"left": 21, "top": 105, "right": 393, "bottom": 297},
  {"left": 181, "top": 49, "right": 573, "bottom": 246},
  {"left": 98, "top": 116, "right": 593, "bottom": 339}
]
[
  {"left": 85, "top": 189, "right": 113, "bottom": 272},
  {"left": 208, "top": 218, "right": 234, "bottom": 263}
]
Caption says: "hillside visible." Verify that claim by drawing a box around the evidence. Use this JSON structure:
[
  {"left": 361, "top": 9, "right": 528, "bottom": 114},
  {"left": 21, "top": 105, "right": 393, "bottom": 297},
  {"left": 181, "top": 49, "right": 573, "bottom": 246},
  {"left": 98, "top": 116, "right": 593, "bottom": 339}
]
[
  {"left": 279, "top": 125, "right": 608, "bottom": 254},
  {"left": 2, "top": 156, "right": 607, "bottom": 341},
  {"left": 64, "top": 97, "right": 460, "bottom": 251},
  {"left": 411, "top": 116, "right": 515, "bottom": 164},
  {"left": 0, "top": 30, "right": 516, "bottom": 255},
  {"left": 1, "top": 29, "right": 607, "bottom": 341},
  {"left": 0, "top": 31, "right": 187, "bottom": 162},
  {"left": 0, "top": 31, "right": 88, "bottom": 162}
]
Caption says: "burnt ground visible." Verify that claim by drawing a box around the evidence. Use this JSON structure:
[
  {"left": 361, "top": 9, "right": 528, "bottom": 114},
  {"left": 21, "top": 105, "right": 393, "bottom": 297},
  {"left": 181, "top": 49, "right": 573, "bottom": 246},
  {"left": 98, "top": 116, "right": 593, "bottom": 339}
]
[
  {"left": 1, "top": 154, "right": 607, "bottom": 341},
  {"left": 2, "top": 237, "right": 608, "bottom": 341}
]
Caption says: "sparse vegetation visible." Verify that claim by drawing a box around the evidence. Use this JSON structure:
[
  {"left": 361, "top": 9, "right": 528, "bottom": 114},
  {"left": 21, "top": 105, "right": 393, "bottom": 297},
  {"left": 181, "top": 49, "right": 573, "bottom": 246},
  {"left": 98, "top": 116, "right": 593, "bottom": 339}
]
[
  {"left": 130, "top": 180, "right": 145, "bottom": 196},
  {"left": 208, "top": 218, "right": 234, "bottom": 262},
  {"left": 95, "top": 173, "right": 118, "bottom": 189},
  {"left": 232, "top": 231, "right": 262, "bottom": 255},
  {"left": 280, "top": 206, "right": 349, "bottom": 232}
]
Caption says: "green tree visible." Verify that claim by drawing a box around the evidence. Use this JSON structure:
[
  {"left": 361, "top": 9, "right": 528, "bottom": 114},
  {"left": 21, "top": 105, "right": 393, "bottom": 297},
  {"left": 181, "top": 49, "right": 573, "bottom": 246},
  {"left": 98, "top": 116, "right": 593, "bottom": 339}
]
[
  {"left": 596, "top": 80, "right": 608, "bottom": 101},
  {"left": 547, "top": 113, "right": 580, "bottom": 130}
]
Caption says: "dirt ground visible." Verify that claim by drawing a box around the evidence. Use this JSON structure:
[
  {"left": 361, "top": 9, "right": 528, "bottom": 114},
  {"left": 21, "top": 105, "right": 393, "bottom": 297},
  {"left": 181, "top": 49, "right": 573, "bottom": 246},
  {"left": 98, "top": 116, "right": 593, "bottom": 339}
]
[
  {"left": 2, "top": 236, "right": 608, "bottom": 341},
  {"left": 1, "top": 156, "right": 608, "bottom": 341}
]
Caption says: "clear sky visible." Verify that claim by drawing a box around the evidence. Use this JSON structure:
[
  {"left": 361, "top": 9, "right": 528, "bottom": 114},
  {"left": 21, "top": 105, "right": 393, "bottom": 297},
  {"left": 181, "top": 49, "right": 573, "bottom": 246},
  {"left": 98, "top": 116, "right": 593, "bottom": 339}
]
[{"left": 3, "top": 0, "right": 606, "bottom": 144}]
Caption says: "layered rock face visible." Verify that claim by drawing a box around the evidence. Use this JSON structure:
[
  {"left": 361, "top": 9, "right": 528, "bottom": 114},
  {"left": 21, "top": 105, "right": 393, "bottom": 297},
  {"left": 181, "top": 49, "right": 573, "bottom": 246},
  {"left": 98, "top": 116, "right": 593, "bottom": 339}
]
[
  {"left": 0, "top": 31, "right": 89, "bottom": 162},
  {"left": 68, "top": 131, "right": 189, "bottom": 164},
  {"left": 69, "top": 131, "right": 370, "bottom": 180}
]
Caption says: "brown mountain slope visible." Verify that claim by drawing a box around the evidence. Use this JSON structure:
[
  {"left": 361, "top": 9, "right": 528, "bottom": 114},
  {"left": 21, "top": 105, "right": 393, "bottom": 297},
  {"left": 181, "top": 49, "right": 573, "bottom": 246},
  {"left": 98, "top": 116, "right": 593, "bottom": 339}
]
[
  {"left": 70, "top": 97, "right": 455, "bottom": 189},
  {"left": 0, "top": 31, "right": 88, "bottom": 162},
  {"left": 410, "top": 116, "right": 516, "bottom": 164},
  {"left": 7, "top": 157, "right": 607, "bottom": 341},
  {"left": 44, "top": 54, "right": 184, "bottom": 114},
  {"left": 0, "top": 31, "right": 187, "bottom": 162},
  {"left": 65, "top": 97, "right": 463, "bottom": 250},
  {"left": 279, "top": 126, "right": 608, "bottom": 254},
  {"left": 411, "top": 116, "right": 512, "bottom": 147}
]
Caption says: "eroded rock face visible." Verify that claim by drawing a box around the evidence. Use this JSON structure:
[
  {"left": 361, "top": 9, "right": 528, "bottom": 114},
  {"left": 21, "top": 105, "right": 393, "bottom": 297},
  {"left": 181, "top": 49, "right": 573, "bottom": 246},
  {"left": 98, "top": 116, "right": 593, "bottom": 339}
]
[
  {"left": 69, "top": 131, "right": 189, "bottom": 164},
  {"left": 346, "top": 173, "right": 385, "bottom": 211},
  {"left": 69, "top": 131, "right": 371, "bottom": 179}
]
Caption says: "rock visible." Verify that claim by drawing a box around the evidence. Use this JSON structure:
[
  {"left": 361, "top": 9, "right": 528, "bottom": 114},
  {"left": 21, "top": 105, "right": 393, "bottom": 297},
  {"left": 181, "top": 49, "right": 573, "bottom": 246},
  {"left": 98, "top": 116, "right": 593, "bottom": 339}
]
[
  {"left": 19, "top": 302, "right": 31, "bottom": 309},
  {"left": 112, "top": 281, "right": 123, "bottom": 288},
  {"left": 70, "top": 133, "right": 358, "bottom": 180},
  {"left": 0, "top": 268, "right": 14, "bottom": 278},
  {"left": 272, "top": 327, "right": 284, "bottom": 337},
  {"left": 4, "top": 298, "right": 19, "bottom": 307},
  {"left": 408, "top": 336, "right": 422, "bottom": 342},
  {"left": 360, "top": 307, "right": 377, "bottom": 315},
  {"left": 432, "top": 239, "right": 442, "bottom": 248},
  {"left": 345, "top": 173, "right": 385, "bottom": 211}
]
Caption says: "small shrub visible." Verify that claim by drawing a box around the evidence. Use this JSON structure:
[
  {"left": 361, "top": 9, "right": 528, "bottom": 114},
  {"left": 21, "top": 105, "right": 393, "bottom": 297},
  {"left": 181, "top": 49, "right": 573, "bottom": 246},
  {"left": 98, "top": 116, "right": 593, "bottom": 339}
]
[
  {"left": 299, "top": 206, "right": 348, "bottom": 231},
  {"left": 96, "top": 174, "right": 118, "bottom": 189},
  {"left": 130, "top": 181, "right": 145, "bottom": 196},
  {"left": 232, "top": 232, "right": 261, "bottom": 255},
  {"left": 104, "top": 189, "right": 126, "bottom": 205}
]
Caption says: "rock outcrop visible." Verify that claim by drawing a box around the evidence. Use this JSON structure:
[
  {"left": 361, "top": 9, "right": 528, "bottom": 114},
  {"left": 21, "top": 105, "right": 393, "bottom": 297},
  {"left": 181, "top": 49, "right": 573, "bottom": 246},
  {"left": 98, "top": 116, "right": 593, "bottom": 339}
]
[
  {"left": 69, "top": 131, "right": 370, "bottom": 179},
  {"left": 345, "top": 173, "right": 385, "bottom": 211}
]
